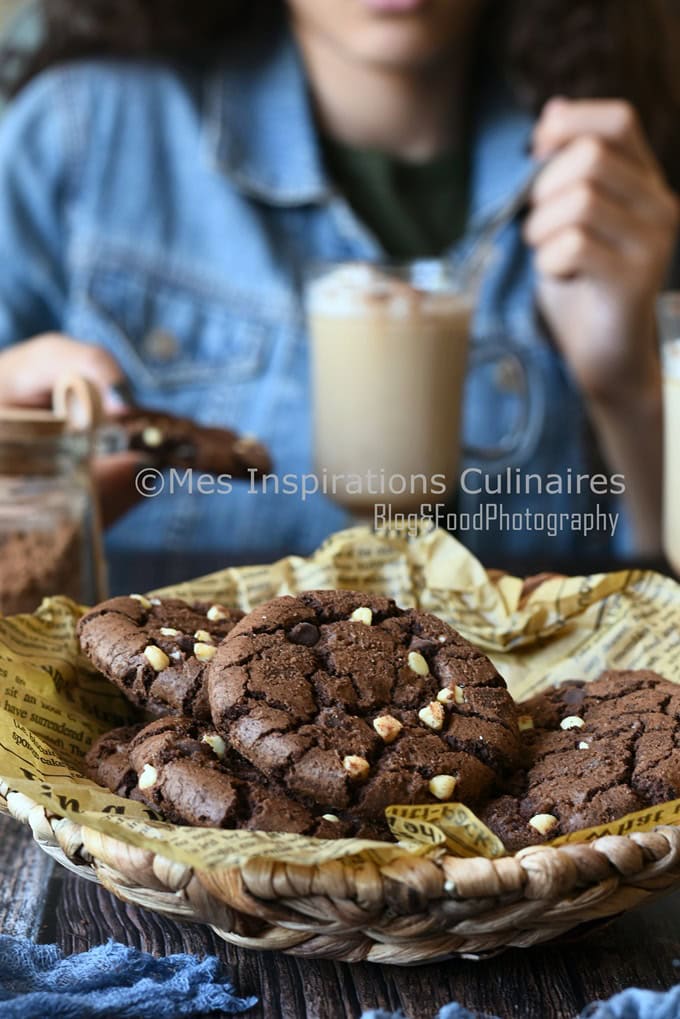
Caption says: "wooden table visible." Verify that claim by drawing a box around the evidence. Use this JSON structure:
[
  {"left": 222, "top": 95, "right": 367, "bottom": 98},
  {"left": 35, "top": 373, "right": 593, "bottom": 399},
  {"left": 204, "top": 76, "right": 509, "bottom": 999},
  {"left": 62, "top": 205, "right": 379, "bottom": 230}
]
[{"left": 2, "top": 549, "right": 680, "bottom": 1018}]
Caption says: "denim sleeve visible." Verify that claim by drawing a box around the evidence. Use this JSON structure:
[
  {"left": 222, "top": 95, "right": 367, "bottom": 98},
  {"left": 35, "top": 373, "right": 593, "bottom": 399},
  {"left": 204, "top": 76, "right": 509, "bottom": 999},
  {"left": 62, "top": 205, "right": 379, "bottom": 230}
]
[{"left": 0, "top": 70, "right": 80, "bottom": 347}]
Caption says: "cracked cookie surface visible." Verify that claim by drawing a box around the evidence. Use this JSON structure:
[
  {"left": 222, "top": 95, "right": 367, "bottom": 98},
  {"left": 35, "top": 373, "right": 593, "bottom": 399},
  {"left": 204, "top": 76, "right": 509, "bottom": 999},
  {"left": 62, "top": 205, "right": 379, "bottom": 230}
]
[
  {"left": 479, "top": 669, "right": 680, "bottom": 851},
  {"left": 207, "top": 590, "right": 520, "bottom": 815},
  {"left": 85, "top": 716, "right": 381, "bottom": 838},
  {"left": 77, "top": 596, "right": 243, "bottom": 719}
]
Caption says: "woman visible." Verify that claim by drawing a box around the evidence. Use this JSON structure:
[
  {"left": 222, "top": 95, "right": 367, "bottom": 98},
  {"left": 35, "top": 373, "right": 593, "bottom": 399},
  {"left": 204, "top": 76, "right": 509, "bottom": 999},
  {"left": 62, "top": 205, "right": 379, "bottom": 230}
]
[{"left": 0, "top": 0, "right": 676, "bottom": 575}]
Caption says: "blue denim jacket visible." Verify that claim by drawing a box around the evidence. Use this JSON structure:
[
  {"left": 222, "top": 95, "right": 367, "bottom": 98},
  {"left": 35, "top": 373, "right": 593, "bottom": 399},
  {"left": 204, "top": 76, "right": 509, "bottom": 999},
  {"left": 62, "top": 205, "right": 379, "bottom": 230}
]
[{"left": 0, "top": 29, "right": 630, "bottom": 567}]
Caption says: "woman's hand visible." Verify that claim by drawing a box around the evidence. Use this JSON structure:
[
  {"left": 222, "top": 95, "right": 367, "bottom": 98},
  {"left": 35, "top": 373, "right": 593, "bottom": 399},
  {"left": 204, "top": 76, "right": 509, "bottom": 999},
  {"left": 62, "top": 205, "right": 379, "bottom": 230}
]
[
  {"left": 526, "top": 97, "right": 678, "bottom": 402},
  {"left": 525, "top": 98, "right": 679, "bottom": 554},
  {"left": 0, "top": 333, "right": 128, "bottom": 410},
  {"left": 0, "top": 334, "right": 144, "bottom": 526}
]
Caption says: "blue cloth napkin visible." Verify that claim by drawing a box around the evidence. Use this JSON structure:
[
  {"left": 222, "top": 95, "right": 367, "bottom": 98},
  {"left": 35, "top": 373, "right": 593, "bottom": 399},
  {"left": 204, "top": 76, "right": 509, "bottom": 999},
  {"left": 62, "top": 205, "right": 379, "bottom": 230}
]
[
  {"left": 581, "top": 985, "right": 680, "bottom": 1018},
  {"left": 360, "top": 984, "right": 680, "bottom": 1019},
  {"left": 0, "top": 936, "right": 257, "bottom": 1018}
]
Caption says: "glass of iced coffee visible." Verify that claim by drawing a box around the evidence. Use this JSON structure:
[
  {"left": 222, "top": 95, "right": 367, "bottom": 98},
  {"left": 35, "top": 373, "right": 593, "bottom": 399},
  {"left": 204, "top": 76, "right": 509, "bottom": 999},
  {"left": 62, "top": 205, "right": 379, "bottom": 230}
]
[
  {"left": 305, "top": 259, "right": 539, "bottom": 515},
  {"left": 657, "top": 294, "right": 680, "bottom": 574}
]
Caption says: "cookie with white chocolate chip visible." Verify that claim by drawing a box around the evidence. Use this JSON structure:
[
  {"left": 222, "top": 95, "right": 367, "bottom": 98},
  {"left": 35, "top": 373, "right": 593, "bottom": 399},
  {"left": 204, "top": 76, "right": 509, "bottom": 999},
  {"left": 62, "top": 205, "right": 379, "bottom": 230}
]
[
  {"left": 85, "top": 716, "right": 381, "bottom": 838},
  {"left": 77, "top": 595, "right": 243, "bottom": 719},
  {"left": 479, "top": 669, "right": 680, "bottom": 851},
  {"left": 207, "top": 590, "right": 521, "bottom": 818},
  {"left": 113, "top": 409, "right": 271, "bottom": 478}
]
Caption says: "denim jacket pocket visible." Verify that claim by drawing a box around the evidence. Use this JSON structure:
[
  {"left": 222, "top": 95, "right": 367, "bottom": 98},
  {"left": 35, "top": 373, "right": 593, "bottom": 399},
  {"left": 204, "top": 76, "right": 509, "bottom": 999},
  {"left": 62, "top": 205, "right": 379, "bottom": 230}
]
[{"left": 67, "top": 260, "right": 270, "bottom": 391}]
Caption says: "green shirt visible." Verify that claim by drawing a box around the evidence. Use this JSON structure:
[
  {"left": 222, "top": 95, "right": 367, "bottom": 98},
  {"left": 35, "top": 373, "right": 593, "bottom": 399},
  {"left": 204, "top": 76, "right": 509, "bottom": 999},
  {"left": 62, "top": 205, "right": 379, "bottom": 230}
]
[{"left": 322, "top": 137, "right": 468, "bottom": 259}]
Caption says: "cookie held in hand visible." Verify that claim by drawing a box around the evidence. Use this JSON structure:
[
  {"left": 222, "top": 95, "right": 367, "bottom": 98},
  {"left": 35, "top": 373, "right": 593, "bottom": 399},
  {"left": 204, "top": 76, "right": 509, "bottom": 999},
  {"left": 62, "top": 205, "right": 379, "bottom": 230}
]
[
  {"left": 77, "top": 595, "right": 243, "bottom": 719},
  {"left": 111, "top": 409, "right": 271, "bottom": 478}
]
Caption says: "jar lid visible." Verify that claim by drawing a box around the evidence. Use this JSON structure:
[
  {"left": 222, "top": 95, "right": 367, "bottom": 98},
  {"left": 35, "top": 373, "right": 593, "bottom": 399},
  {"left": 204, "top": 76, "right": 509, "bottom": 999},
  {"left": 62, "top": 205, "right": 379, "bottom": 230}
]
[
  {"left": 0, "top": 375, "right": 104, "bottom": 441},
  {"left": 0, "top": 408, "right": 67, "bottom": 441}
]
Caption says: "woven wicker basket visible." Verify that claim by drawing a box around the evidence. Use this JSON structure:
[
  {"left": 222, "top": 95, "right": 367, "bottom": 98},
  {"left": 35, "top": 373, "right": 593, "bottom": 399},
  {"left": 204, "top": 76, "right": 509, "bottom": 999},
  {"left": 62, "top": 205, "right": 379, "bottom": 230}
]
[{"left": 5, "top": 783, "right": 680, "bottom": 963}]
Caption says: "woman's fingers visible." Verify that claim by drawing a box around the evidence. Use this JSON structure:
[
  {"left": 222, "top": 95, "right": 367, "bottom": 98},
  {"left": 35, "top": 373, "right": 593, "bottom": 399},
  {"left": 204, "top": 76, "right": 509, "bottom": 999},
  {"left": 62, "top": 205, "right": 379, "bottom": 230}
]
[
  {"left": 526, "top": 105, "right": 679, "bottom": 289},
  {"left": 0, "top": 334, "right": 127, "bottom": 412},
  {"left": 524, "top": 179, "right": 665, "bottom": 252},
  {"left": 94, "top": 452, "right": 149, "bottom": 527},
  {"left": 533, "top": 97, "right": 660, "bottom": 172},
  {"left": 533, "top": 224, "right": 623, "bottom": 280},
  {"left": 531, "top": 136, "right": 674, "bottom": 223}
]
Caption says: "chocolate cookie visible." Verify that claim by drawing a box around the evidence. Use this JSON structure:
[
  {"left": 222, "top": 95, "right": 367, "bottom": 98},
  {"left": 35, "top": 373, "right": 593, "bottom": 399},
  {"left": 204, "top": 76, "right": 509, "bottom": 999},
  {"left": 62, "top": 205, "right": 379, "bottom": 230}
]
[
  {"left": 77, "top": 596, "right": 243, "bottom": 719},
  {"left": 107, "top": 409, "right": 271, "bottom": 478},
  {"left": 479, "top": 669, "right": 680, "bottom": 851},
  {"left": 207, "top": 590, "right": 520, "bottom": 817},
  {"left": 85, "top": 716, "right": 377, "bottom": 838}
]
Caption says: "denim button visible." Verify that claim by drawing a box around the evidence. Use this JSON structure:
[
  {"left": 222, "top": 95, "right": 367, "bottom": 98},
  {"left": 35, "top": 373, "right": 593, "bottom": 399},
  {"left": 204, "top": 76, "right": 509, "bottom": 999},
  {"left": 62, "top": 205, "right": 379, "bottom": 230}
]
[
  {"left": 142, "top": 328, "right": 179, "bottom": 362},
  {"left": 495, "top": 356, "right": 524, "bottom": 394}
]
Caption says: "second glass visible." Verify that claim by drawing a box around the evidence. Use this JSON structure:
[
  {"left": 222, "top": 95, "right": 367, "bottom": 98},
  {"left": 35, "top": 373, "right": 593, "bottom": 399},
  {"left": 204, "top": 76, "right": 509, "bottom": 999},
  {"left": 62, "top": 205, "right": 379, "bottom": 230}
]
[{"left": 657, "top": 293, "right": 680, "bottom": 575}]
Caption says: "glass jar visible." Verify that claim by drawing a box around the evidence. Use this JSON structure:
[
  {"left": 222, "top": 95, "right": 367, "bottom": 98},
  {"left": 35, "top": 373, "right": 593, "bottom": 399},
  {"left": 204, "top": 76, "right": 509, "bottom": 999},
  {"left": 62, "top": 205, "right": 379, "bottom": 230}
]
[{"left": 0, "top": 409, "right": 106, "bottom": 616}]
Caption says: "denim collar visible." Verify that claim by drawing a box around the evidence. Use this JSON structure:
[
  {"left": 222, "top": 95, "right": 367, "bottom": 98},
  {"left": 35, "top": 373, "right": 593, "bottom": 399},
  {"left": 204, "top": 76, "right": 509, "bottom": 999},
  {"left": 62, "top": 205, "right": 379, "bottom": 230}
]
[
  {"left": 205, "top": 31, "right": 330, "bottom": 206},
  {"left": 205, "top": 28, "right": 535, "bottom": 220}
]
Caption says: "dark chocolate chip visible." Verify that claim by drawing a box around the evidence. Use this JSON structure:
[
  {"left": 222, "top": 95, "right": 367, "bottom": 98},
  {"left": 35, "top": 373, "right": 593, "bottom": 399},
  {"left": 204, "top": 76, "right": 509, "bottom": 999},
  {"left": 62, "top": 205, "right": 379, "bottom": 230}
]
[
  {"left": 562, "top": 685, "right": 587, "bottom": 710},
  {"left": 409, "top": 636, "right": 439, "bottom": 656},
  {"left": 288, "top": 622, "right": 320, "bottom": 647}
]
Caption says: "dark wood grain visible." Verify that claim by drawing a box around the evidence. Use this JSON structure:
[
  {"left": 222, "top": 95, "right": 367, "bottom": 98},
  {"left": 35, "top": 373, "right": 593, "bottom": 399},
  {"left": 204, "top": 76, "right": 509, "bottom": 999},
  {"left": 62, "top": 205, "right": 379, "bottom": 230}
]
[
  {"left": 3, "top": 808, "right": 680, "bottom": 1019},
  {"left": 50, "top": 851, "right": 680, "bottom": 1019},
  {"left": 0, "top": 813, "right": 55, "bottom": 940}
]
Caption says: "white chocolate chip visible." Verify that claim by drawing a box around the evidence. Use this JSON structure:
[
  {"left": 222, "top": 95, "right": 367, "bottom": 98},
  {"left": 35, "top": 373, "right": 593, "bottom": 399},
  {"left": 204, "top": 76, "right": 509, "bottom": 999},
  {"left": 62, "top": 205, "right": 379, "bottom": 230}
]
[
  {"left": 518, "top": 715, "right": 534, "bottom": 732},
  {"left": 342, "top": 755, "right": 370, "bottom": 781},
  {"left": 130, "top": 594, "right": 152, "bottom": 610},
  {"left": 578, "top": 741, "right": 590, "bottom": 750},
  {"left": 418, "top": 701, "right": 445, "bottom": 731},
  {"left": 143, "top": 645, "right": 169, "bottom": 671},
  {"left": 193, "top": 630, "right": 214, "bottom": 645},
  {"left": 201, "top": 734, "right": 227, "bottom": 759},
  {"left": 138, "top": 764, "right": 158, "bottom": 791},
  {"left": 528, "top": 813, "right": 559, "bottom": 836},
  {"left": 452, "top": 685, "right": 466, "bottom": 704},
  {"left": 322, "top": 813, "right": 340, "bottom": 823},
  {"left": 233, "top": 435, "right": 260, "bottom": 457},
  {"left": 560, "top": 716, "right": 585, "bottom": 731},
  {"left": 160, "top": 627, "right": 180, "bottom": 637},
  {"left": 408, "top": 651, "right": 430, "bottom": 676},
  {"left": 142, "top": 425, "right": 164, "bottom": 448},
  {"left": 428, "top": 774, "right": 458, "bottom": 800},
  {"left": 194, "top": 642, "right": 217, "bottom": 663},
  {"left": 373, "top": 715, "right": 403, "bottom": 744},
  {"left": 207, "top": 604, "right": 229, "bottom": 622},
  {"left": 436, "top": 688, "right": 455, "bottom": 705},
  {"left": 350, "top": 607, "right": 373, "bottom": 626}
]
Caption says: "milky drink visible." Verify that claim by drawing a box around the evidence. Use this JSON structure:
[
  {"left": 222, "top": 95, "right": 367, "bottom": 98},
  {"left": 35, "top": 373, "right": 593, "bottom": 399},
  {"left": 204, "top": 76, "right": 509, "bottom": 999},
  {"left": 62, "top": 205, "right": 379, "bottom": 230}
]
[{"left": 307, "top": 265, "right": 472, "bottom": 513}]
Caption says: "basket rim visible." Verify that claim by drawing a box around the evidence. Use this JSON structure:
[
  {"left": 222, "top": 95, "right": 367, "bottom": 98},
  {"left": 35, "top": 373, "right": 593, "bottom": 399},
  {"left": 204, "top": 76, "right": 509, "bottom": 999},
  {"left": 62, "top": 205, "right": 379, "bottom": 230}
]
[
  {"left": 7, "top": 785, "right": 680, "bottom": 964},
  {"left": 5, "top": 784, "right": 680, "bottom": 907}
]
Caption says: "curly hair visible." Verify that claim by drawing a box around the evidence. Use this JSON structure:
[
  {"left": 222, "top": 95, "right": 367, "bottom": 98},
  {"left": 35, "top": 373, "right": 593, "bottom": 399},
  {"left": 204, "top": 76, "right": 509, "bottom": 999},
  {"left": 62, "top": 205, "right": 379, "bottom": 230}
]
[{"left": 3, "top": 0, "right": 680, "bottom": 181}]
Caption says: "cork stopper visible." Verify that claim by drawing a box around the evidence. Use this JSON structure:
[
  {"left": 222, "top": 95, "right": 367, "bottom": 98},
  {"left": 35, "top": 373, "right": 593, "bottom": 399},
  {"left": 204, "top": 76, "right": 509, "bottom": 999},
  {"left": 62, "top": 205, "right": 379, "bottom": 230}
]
[
  {"left": 0, "top": 408, "right": 66, "bottom": 441},
  {"left": 0, "top": 375, "right": 104, "bottom": 441}
]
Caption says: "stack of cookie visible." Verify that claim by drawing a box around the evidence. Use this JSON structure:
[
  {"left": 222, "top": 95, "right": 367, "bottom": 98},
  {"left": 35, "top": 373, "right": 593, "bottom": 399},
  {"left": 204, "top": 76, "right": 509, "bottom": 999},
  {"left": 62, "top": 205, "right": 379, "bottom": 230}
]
[
  {"left": 79, "top": 589, "right": 522, "bottom": 841},
  {"left": 79, "top": 590, "right": 680, "bottom": 850}
]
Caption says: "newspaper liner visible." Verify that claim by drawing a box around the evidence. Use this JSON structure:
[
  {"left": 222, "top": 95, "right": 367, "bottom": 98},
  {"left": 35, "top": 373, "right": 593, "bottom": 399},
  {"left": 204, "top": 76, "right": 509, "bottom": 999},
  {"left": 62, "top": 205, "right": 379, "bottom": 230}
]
[{"left": 1, "top": 523, "right": 680, "bottom": 872}]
